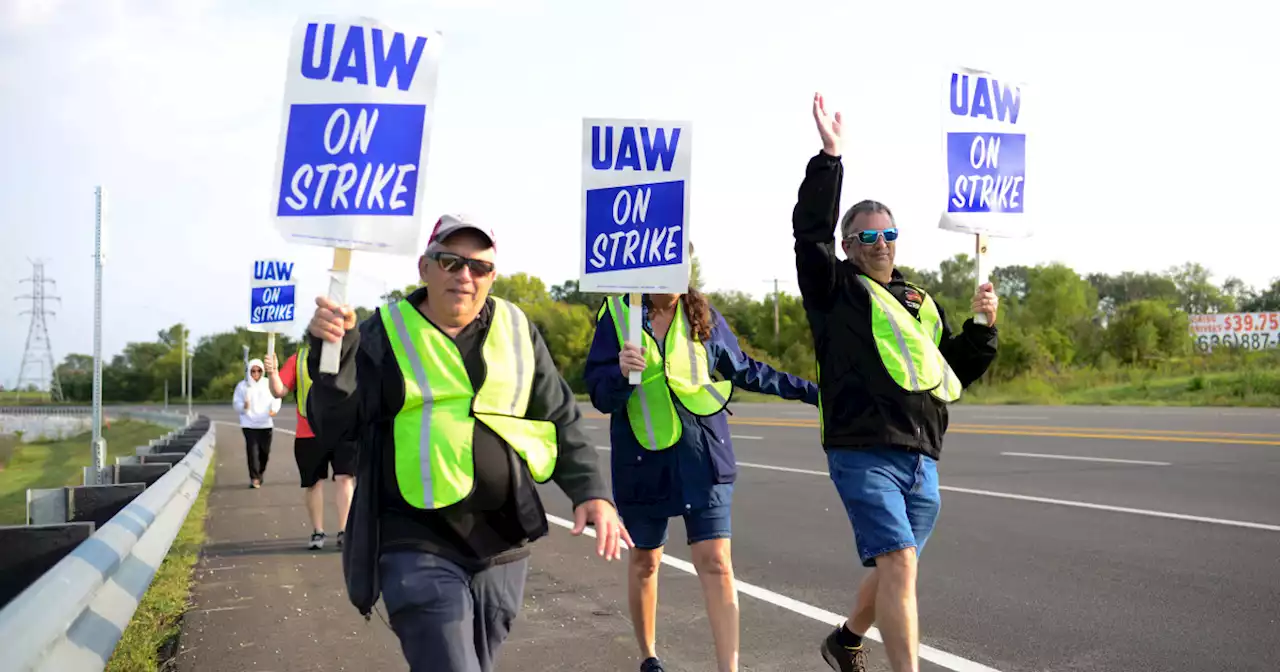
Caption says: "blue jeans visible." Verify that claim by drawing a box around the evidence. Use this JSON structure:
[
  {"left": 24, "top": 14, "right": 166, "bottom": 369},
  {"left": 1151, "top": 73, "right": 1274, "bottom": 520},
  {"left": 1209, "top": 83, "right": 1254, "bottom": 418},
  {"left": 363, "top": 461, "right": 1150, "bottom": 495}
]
[
  {"left": 619, "top": 503, "right": 733, "bottom": 550},
  {"left": 379, "top": 551, "right": 528, "bottom": 672},
  {"left": 826, "top": 448, "right": 941, "bottom": 567}
]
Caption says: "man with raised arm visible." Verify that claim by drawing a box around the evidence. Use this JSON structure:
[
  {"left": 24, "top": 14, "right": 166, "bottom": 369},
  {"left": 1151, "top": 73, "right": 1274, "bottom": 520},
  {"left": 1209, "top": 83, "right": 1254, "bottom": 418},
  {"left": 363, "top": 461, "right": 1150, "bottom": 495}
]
[{"left": 793, "top": 94, "right": 1000, "bottom": 672}]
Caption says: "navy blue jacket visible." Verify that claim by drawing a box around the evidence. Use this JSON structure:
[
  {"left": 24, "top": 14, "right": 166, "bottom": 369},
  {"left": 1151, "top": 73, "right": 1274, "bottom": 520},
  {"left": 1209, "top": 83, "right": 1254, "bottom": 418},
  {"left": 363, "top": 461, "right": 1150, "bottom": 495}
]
[{"left": 584, "top": 296, "right": 819, "bottom": 517}]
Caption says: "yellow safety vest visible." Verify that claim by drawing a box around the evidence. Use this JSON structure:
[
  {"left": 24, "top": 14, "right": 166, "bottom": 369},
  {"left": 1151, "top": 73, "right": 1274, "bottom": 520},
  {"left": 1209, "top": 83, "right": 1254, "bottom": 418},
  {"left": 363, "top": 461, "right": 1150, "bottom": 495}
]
[
  {"left": 857, "top": 275, "right": 962, "bottom": 403},
  {"left": 597, "top": 296, "right": 733, "bottom": 451},
  {"left": 380, "top": 296, "right": 559, "bottom": 510},
  {"left": 295, "top": 342, "right": 311, "bottom": 419}
]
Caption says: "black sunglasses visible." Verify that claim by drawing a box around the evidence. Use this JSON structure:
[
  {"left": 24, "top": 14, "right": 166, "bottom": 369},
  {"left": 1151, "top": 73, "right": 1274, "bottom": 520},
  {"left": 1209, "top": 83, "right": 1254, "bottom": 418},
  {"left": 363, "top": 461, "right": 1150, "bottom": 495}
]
[{"left": 428, "top": 251, "right": 495, "bottom": 276}]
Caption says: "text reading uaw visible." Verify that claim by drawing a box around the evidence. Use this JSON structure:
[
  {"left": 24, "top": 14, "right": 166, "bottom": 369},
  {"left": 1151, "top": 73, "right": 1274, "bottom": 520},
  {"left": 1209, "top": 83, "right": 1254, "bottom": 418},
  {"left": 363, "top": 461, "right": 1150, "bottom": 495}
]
[
  {"left": 585, "top": 125, "right": 685, "bottom": 273},
  {"left": 277, "top": 23, "right": 430, "bottom": 218},
  {"left": 946, "top": 74, "right": 1025, "bottom": 214}
]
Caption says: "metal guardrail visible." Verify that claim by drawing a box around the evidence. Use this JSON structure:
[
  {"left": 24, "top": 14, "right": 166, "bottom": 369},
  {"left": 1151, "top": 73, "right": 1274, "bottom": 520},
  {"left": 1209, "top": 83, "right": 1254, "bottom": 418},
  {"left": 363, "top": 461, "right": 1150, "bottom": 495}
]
[{"left": 0, "top": 413, "right": 216, "bottom": 671}]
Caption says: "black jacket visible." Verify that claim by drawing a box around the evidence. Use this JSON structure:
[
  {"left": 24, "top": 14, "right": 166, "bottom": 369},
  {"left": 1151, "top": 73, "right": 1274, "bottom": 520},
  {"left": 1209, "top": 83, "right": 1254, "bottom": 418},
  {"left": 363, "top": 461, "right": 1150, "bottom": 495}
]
[
  {"left": 306, "top": 289, "right": 611, "bottom": 618},
  {"left": 792, "top": 151, "right": 999, "bottom": 460}
]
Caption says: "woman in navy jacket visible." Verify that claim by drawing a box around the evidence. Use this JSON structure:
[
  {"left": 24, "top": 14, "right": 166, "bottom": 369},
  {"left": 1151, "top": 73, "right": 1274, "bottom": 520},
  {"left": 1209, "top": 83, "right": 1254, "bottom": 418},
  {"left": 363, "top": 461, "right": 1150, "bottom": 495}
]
[{"left": 584, "top": 288, "right": 819, "bottom": 672}]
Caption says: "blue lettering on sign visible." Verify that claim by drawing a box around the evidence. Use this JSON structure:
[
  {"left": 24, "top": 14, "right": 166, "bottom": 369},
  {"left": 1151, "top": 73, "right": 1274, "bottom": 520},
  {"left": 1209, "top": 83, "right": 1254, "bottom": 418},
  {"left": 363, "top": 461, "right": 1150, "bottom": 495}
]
[
  {"left": 300, "top": 23, "right": 428, "bottom": 92},
  {"left": 276, "top": 103, "right": 425, "bottom": 217},
  {"left": 250, "top": 285, "right": 297, "bottom": 325},
  {"left": 253, "top": 261, "right": 295, "bottom": 282},
  {"left": 947, "top": 132, "right": 1025, "bottom": 213},
  {"left": 584, "top": 180, "right": 684, "bottom": 274},
  {"left": 949, "top": 74, "right": 1022, "bottom": 124},
  {"left": 591, "top": 125, "right": 681, "bottom": 171}
]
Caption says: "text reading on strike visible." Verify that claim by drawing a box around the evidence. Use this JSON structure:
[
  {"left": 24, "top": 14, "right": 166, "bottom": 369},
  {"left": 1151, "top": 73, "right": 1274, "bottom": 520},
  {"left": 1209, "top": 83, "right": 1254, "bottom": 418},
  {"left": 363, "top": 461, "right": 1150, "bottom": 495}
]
[
  {"left": 585, "top": 181, "right": 684, "bottom": 273},
  {"left": 947, "top": 132, "right": 1025, "bottom": 213},
  {"left": 301, "top": 23, "right": 428, "bottom": 92},
  {"left": 949, "top": 74, "right": 1022, "bottom": 124},
  {"left": 251, "top": 285, "right": 296, "bottom": 325},
  {"left": 254, "top": 261, "right": 295, "bottom": 282},
  {"left": 592, "top": 125, "right": 681, "bottom": 171},
  {"left": 277, "top": 103, "right": 425, "bottom": 217}
]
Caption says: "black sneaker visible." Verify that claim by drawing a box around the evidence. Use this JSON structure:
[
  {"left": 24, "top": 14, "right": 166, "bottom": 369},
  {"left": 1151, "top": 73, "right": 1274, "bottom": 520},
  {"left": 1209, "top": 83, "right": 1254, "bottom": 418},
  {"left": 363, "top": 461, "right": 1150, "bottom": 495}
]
[
  {"left": 336, "top": 531, "right": 344, "bottom": 548},
  {"left": 309, "top": 531, "right": 326, "bottom": 550},
  {"left": 640, "top": 657, "right": 665, "bottom": 672},
  {"left": 820, "top": 628, "right": 868, "bottom": 671}
]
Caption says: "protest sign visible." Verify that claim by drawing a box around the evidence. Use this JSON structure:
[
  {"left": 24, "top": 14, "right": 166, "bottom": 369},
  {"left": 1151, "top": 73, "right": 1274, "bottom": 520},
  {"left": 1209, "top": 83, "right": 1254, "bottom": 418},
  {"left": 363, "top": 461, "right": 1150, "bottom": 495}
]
[
  {"left": 579, "top": 118, "right": 692, "bottom": 383},
  {"left": 270, "top": 17, "right": 443, "bottom": 372},
  {"left": 248, "top": 259, "right": 298, "bottom": 359},
  {"left": 937, "top": 67, "right": 1031, "bottom": 324}
]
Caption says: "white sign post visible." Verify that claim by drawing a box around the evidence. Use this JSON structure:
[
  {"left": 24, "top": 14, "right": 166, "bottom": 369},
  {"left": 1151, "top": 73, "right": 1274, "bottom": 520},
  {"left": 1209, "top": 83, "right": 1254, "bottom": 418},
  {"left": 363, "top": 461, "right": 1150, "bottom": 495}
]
[
  {"left": 579, "top": 118, "right": 692, "bottom": 384},
  {"left": 247, "top": 259, "right": 299, "bottom": 361},
  {"left": 937, "top": 66, "right": 1031, "bottom": 325},
  {"left": 270, "top": 17, "right": 444, "bottom": 372}
]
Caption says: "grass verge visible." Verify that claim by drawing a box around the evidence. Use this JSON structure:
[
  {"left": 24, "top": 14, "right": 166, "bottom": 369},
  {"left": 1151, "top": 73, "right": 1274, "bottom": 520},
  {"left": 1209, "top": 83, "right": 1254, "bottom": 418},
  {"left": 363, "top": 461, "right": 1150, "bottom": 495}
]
[
  {"left": 0, "top": 419, "right": 172, "bottom": 524},
  {"left": 105, "top": 457, "right": 213, "bottom": 672}
]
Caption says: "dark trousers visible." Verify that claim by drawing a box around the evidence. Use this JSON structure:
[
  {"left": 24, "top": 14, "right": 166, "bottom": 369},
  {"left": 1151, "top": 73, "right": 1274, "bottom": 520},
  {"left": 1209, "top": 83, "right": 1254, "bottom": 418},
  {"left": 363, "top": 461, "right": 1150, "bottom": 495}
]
[
  {"left": 379, "top": 550, "right": 528, "bottom": 672},
  {"left": 242, "top": 428, "right": 273, "bottom": 481}
]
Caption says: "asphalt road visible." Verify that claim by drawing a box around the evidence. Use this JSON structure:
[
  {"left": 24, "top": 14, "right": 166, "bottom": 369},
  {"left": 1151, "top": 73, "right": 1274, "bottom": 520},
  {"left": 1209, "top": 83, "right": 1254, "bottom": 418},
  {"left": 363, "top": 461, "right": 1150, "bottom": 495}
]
[{"left": 183, "top": 402, "right": 1280, "bottom": 671}]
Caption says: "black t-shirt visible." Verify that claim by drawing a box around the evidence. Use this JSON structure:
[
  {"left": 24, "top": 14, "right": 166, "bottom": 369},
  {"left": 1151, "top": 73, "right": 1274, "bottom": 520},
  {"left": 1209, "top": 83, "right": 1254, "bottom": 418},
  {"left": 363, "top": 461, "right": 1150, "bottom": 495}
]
[{"left": 378, "top": 302, "right": 531, "bottom": 570}]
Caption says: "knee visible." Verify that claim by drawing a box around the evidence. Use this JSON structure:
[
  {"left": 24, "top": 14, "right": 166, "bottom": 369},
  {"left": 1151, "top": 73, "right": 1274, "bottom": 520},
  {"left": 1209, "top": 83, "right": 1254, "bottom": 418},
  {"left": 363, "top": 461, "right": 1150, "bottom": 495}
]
[
  {"left": 630, "top": 551, "right": 661, "bottom": 580},
  {"left": 334, "top": 474, "right": 354, "bottom": 484},
  {"left": 873, "top": 548, "right": 917, "bottom": 582},
  {"left": 692, "top": 543, "right": 733, "bottom": 577}
]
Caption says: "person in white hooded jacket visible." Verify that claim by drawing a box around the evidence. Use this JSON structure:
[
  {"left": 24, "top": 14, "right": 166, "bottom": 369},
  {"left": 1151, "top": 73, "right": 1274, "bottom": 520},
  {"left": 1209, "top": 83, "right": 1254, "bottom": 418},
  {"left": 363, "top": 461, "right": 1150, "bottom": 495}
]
[{"left": 233, "top": 358, "right": 282, "bottom": 488}]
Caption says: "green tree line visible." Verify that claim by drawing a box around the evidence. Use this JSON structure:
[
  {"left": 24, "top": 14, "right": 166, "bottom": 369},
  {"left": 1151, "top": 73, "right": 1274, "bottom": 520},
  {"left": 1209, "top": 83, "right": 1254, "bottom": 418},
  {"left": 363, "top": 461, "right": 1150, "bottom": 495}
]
[{"left": 51, "top": 256, "right": 1280, "bottom": 404}]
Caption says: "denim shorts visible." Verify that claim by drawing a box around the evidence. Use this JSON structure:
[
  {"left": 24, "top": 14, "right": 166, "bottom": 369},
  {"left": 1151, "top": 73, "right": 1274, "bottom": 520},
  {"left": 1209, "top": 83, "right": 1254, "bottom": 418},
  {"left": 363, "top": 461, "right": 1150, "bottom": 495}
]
[
  {"left": 827, "top": 447, "right": 941, "bottom": 568},
  {"left": 619, "top": 503, "right": 732, "bottom": 550}
]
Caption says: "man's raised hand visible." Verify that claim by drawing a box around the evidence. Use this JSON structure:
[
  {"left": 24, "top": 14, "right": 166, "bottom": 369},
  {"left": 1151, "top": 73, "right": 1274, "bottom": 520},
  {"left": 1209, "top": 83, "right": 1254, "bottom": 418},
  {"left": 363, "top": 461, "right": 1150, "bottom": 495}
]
[{"left": 813, "top": 92, "right": 843, "bottom": 157}]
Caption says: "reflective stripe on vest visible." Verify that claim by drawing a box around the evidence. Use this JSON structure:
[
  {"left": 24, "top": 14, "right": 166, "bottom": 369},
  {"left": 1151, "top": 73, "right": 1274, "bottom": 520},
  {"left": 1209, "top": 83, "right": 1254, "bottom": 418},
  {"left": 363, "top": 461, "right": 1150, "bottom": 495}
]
[
  {"left": 380, "top": 297, "right": 559, "bottom": 510},
  {"left": 856, "top": 276, "right": 962, "bottom": 403},
  {"left": 598, "top": 296, "right": 733, "bottom": 450},
  {"left": 296, "top": 342, "right": 311, "bottom": 419}
]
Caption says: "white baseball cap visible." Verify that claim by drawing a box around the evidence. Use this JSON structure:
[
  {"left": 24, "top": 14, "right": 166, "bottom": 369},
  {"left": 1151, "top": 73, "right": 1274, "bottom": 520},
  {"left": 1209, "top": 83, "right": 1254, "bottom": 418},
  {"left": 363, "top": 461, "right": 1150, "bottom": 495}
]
[{"left": 425, "top": 214, "right": 497, "bottom": 253}]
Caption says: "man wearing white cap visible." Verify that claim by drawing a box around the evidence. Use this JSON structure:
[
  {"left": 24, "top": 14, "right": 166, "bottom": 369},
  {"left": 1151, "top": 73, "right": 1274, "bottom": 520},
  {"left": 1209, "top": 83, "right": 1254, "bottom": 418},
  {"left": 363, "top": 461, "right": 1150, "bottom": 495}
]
[{"left": 306, "top": 214, "right": 631, "bottom": 672}]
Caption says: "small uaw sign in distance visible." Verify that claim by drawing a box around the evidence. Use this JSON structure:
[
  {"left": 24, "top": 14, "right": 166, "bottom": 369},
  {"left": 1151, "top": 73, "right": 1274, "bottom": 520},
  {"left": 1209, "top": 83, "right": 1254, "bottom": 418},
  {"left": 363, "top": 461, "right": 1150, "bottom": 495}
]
[
  {"left": 248, "top": 259, "right": 298, "bottom": 360},
  {"left": 579, "top": 118, "right": 692, "bottom": 384},
  {"left": 937, "top": 66, "right": 1031, "bottom": 325},
  {"left": 270, "top": 16, "right": 443, "bottom": 372}
]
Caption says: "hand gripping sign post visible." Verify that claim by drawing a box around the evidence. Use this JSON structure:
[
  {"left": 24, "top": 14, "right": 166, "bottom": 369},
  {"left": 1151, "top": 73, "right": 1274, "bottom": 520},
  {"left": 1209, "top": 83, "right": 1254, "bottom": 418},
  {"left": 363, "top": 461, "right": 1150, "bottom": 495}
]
[
  {"left": 270, "top": 16, "right": 443, "bottom": 372},
  {"left": 937, "top": 67, "right": 1031, "bottom": 325},
  {"left": 248, "top": 259, "right": 298, "bottom": 361},
  {"left": 579, "top": 119, "right": 692, "bottom": 384}
]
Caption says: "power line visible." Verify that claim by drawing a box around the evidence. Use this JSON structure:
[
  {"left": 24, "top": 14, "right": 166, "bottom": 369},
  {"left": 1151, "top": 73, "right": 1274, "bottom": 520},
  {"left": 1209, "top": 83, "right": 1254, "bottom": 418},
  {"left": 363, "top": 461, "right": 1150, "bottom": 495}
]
[{"left": 16, "top": 259, "right": 63, "bottom": 401}]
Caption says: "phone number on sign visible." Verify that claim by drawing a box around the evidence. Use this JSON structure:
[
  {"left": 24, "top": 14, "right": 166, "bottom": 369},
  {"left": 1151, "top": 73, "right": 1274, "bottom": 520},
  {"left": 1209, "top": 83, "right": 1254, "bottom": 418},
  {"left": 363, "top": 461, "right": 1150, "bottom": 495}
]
[{"left": 1195, "top": 332, "right": 1277, "bottom": 353}]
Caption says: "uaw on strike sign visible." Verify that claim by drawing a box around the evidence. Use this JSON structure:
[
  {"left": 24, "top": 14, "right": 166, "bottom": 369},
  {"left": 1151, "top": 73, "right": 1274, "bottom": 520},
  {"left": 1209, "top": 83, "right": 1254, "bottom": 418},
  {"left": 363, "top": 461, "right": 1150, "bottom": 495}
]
[
  {"left": 270, "top": 18, "right": 443, "bottom": 256},
  {"left": 1189, "top": 312, "right": 1280, "bottom": 353},
  {"left": 578, "top": 119, "right": 692, "bottom": 294}
]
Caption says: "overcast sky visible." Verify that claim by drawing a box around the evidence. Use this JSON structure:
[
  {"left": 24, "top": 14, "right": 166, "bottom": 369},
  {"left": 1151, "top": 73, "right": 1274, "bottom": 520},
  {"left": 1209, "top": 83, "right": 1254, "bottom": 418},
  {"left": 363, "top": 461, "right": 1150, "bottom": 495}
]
[{"left": 1, "top": 0, "right": 1275, "bottom": 388}]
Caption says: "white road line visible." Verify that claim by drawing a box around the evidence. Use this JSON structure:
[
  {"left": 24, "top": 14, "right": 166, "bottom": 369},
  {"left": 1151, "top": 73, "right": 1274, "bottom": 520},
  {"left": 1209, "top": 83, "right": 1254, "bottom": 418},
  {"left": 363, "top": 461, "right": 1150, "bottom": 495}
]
[
  {"left": 966, "top": 415, "right": 1050, "bottom": 421},
  {"left": 606, "top": 448, "right": 1280, "bottom": 533},
  {"left": 1000, "top": 452, "right": 1171, "bottom": 466},
  {"left": 731, "top": 434, "right": 763, "bottom": 440},
  {"left": 938, "top": 486, "right": 1280, "bottom": 532},
  {"left": 584, "top": 424, "right": 599, "bottom": 430},
  {"left": 544, "top": 514, "right": 1000, "bottom": 672}
]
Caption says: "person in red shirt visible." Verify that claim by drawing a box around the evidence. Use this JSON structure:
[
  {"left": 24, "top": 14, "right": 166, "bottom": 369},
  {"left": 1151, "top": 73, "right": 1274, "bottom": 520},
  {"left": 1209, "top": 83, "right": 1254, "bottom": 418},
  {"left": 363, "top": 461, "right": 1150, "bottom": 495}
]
[{"left": 266, "top": 341, "right": 356, "bottom": 550}]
